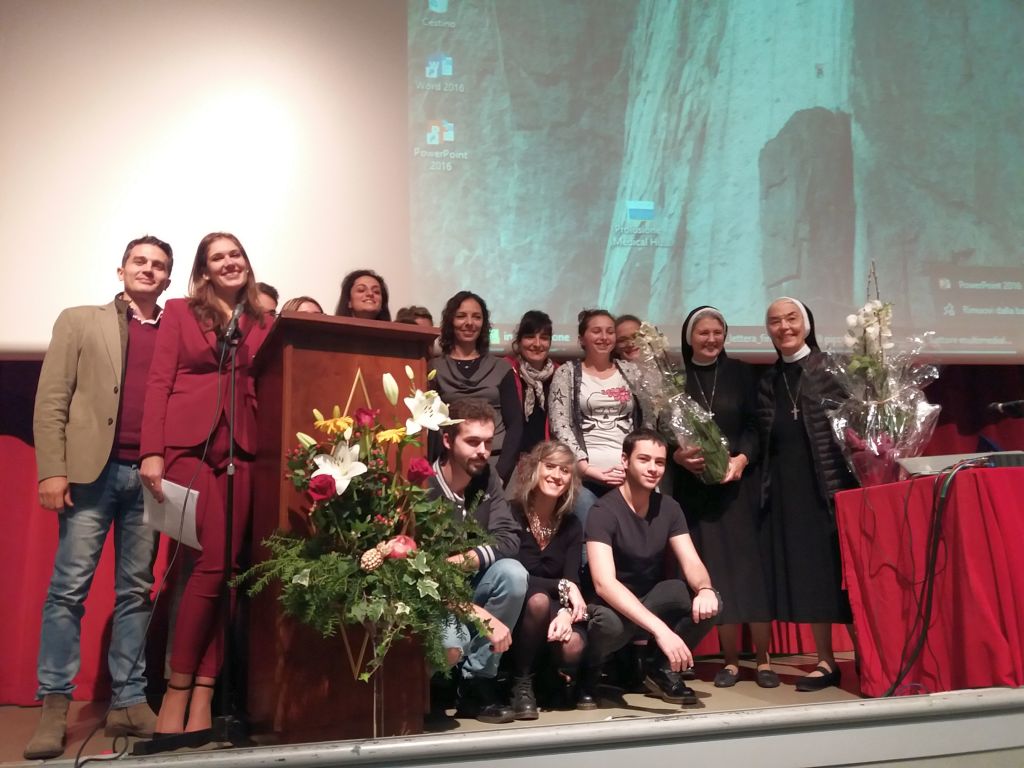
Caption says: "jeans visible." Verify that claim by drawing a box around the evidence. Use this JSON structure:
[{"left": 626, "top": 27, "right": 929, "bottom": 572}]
[
  {"left": 36, "top": 461, "right": 158, "bottom": 707},
  {"left": 442, "top": 558, "right": 528, "bottom": 680}
]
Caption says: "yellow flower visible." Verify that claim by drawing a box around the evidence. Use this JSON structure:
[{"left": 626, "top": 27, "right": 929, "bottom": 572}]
[
  {"left": 376, "top": 427, "right": 406, "bottom": 445},
  {"left": 314, "top": 405, "right": 354, "bottom": 436}
]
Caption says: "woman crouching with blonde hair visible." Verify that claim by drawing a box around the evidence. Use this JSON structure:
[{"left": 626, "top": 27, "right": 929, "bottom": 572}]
[{"left": 507, "top": 441, "right": 590, "bottom": 718}]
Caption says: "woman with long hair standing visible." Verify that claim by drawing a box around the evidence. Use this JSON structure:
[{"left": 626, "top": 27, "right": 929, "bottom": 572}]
[
  {"left": 759, "top": 297, "right": 856, "bottom": 691},
  {"left": 507, "top": 441, "right": 588, "bottom": 717},
  {"left": 431, "top": 290, "right": 523, "bottom": 483},
  {"left": 548, "top": 309, "right": 644, "bottom": 527},
  {"left": 673, "top": 306, "right": 775, "bottom": 688},
  {"left": 505, "top": 310, "right": 558, "bottom": 457},
  {"left": 140, "top": 233, "right": 270, "bottom": 736}
]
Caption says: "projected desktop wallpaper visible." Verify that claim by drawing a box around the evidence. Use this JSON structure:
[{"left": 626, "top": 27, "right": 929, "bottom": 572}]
[{"left": 408, "top": 0, "right": 1024, "bottom": 357}]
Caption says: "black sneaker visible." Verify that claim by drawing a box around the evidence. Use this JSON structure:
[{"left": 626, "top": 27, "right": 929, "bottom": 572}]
[
  {"left": 455, "top": 677, "right": 514, "bottom": 724},
  {"left": 643, "top": 668, "right": 698, "bottom": 705},
  {"left": 511, "top": 676, "right": 539, "bottom": 720}
]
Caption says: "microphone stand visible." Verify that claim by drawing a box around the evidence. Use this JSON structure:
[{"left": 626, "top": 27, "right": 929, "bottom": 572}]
[{"left": 212, "top": 325, "right": 251, "bottom": 748}]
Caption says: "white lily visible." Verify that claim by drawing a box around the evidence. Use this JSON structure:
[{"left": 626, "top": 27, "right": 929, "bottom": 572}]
[
  {"left": 382, "top": 372, "right": 400, "bottom": 406},
  {"left": 404, "top": 389, "right": 457, "bottom": 435},
  {"left": 311, "top": 441, "right": 367, "bottom": 496}
]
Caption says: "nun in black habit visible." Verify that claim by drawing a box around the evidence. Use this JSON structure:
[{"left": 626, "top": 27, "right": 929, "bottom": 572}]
[
  {"left": 671, "top": 306, "right": 777, "bottom": 688},
  {"left": 758, "top": 297, "right": 857, "bottom": 692}
]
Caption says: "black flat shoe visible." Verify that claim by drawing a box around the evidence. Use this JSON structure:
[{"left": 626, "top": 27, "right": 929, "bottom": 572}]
[
  {"left": 795, "top": 663, "right": 841, "bottom": 692},
  {"left": 713, "top": 667, "right": 739, "bottom": 688},
  {"left": 755, "top": 669, "right": 780, "bottom": 688}
]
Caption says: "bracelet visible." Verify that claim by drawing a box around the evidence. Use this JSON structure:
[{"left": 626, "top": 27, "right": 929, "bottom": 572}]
[
  {"left": 558, "top": 578, "right": 572, "bottom": 610},
  {"left": 698, "top": 587, "right": 715, "bottom": 594}
]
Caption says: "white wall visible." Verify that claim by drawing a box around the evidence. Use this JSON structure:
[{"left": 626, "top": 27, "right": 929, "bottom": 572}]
[{"left": 0, "top": 0, "right": 409, "bottom": 354}]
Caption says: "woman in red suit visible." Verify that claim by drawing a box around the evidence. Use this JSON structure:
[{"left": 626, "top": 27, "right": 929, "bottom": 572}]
[{"left": 140, "top": 232, "right": 270, "bottom": 736}]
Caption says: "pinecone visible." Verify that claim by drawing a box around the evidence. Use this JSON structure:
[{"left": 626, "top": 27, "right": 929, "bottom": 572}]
[{"left": 360, "top": 548, "right": 384, "bottom": 571}]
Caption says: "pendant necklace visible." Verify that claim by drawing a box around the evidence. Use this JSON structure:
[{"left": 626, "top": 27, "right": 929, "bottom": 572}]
[
  {"left": 781, "top": 368, "right": 802, "bottom": 420},
  {"left": 526, "top": 504, "right": 556, "bottom": 549},
  {"left": 692, "top": 363, "right": 718, "bottom": 418}
]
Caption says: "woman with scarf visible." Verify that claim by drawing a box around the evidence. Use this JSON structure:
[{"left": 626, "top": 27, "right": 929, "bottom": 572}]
[
  {"left": 505, "top": 311, "right": 558, "bottom": 457},
  {"left": 672, "top": 306, "right": 775, "bottom": 688},
  {"left": 759, "top": 297, "right": 856, "bottom": 691}
]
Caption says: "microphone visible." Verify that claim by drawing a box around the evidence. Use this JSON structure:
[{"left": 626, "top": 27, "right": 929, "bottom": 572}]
[
  {"left": 223, "top": 303, "right": 244, "bottom": 342},
  {"left": 988, "top": 400, "right": 1024, "bottom": 418}
]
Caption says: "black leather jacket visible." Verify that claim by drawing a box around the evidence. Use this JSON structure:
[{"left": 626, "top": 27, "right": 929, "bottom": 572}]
[{"left": 757, "top": 351, "right": 857, "bottom": 509}]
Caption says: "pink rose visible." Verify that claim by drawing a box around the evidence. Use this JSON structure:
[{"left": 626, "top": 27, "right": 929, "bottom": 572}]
[
  {"left": 308, "top": 474, "right": 336, "bottom": 501},
  {"left": 387, "top": 534, "right": 418, "bottom": 559},
  {"left": 407, "top": 457, "right": 435, "bottom": 485},
  {"left": 354, "top": 407, "right": 379, "bottom": 427}
]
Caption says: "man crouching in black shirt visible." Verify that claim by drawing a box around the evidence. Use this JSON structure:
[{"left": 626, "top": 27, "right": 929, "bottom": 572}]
[{"left": 583, "top": 428, "right": 721, "bottom": 707}]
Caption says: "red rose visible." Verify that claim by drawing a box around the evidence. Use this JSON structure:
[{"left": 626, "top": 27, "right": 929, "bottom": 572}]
[
  {"left": 308, "top": 474, "right": 337, "bottom": 501},
  {"left": 354, "top": 407, "right": 379, "bottom": 427},
  {"left": 386, "top": 534, "right": 418, "bottom": 559},
  {"left": 407, "top": 457, "right": 436, "bottom": 485}
]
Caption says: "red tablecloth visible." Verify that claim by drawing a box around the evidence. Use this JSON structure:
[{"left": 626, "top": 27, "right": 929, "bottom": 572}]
[{"left": 835, "top": 467, "right": 1024, "bottom": 697}]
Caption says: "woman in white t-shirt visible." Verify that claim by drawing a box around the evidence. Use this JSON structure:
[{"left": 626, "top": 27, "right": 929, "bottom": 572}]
[{"left": 549, "top": 310, "right": 645, "bottom": 528}]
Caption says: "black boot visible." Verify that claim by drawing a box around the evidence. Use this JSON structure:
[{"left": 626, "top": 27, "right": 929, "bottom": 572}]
[
  {"left": 511, "top": 675, "right": 539, "bottom": 720},
  {"left": 455, "top": 677, "right": 514, "bottom": 724}
]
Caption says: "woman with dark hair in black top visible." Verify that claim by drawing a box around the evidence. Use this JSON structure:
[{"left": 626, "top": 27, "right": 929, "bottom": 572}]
[
  {"left": 672, "top": 306, "right": 776, "bottom": 688},
  {"left": 505, "top": 310, "right": 558, "bottom": 456},
  {"left": 507, "top": 441, "right": 588, "bottom": 718},
  {"left": 759, "top": 297, "right": 857, "bottom": 691}
]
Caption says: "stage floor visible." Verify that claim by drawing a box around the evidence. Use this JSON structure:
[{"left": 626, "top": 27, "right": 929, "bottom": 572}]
[{"left": 1, "top": 654, "right": 861, "bottom": 764}]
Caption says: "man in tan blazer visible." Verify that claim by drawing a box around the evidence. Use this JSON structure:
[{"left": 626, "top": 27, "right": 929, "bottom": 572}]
[{"left": 25, "top": 236, "right": 173, "bottom": 760}]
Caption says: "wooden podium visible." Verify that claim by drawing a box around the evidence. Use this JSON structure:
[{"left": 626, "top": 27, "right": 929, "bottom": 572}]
[{"left": 246, "top": 312, "right": 437, "bottom": 744}]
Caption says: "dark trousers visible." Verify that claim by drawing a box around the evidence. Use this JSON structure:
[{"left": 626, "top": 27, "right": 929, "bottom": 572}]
[{"left": 587, "top": 580, "right": 715, "bottom": 667}]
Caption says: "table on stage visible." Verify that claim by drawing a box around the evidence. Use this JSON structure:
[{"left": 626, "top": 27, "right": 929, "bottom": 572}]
[{"left": 835, "top": 467, "right": 1024, "bottom": 697}]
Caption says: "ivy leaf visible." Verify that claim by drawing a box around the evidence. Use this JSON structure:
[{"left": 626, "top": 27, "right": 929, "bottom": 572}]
[
  {"left": 408, "top": 550, "right": 431, "bottom": 575},
  {"left": 417, "top": 578, "right": 440, "bottom": 600},
  {"left": 366, "top": 598, "right": 386, "bottom": 622}
]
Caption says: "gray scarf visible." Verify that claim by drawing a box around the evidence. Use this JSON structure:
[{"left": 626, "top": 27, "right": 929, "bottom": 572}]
[{"left": 517, "top": 357, "right": 555, "bottom": 418}]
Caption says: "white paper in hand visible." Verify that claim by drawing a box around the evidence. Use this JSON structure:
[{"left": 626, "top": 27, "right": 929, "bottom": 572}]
[{"left": 143, "top": 480, "right": 201, "bottom": 550}]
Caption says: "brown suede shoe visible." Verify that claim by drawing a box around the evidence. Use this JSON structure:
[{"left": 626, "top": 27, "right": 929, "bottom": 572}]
[
  {"left": 105, "top": 701, "right": 158, "bottom": 737},
  {"left": 24, "top": 693, "right": 70, "bottom": 760}
]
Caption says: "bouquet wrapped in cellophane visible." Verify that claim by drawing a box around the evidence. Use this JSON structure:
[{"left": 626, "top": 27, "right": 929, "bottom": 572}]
[
  {"left": 632, "top": 322, "right": 730, "bottom": 484},
  {"left": 826, "top": 290, "right": 941, "bottom": 487}
]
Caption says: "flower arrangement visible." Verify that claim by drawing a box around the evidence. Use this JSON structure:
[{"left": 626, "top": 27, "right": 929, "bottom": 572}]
[
  {"left": 632, "top": 322, "right": 730, "bottom": 484},
  {"left": 827, "top": 266, "right": 941, "bottom": 486},
  {"left": 239, "top": 368, "right": 489, "bottom": 679}
]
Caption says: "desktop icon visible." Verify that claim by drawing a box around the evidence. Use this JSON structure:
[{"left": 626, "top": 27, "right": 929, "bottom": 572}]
[
  {"left": 428, "top": 0, "right": 448, "bottom": 13},
  {"left": 425, "top": 53, "right": 454, "bottom": 79},
  {"left": 626, "top": 200, "right": 655, "bottom": 221},
  {"left": 426, "top": 120, "right": 455, "bottom": 145}
]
